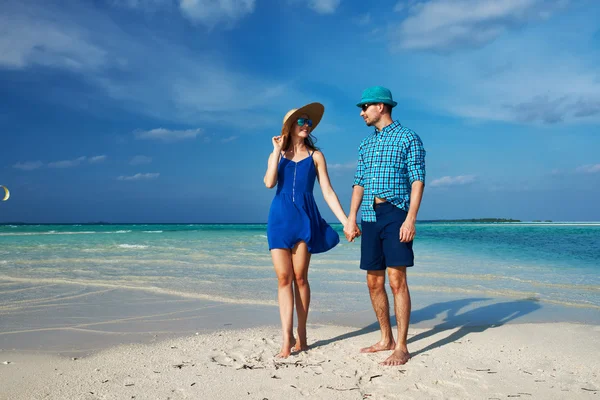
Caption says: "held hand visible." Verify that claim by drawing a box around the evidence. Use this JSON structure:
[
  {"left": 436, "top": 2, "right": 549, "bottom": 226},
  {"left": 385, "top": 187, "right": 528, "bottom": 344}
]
[
  {"left": 344, "top": 221, "right": 361, "bottom": 242},
  {"left": 399, "top": 219, "right": 416, "bottom": 243},
  {"left": 272, "top": 135, "right": 284, "bottom": 153}
]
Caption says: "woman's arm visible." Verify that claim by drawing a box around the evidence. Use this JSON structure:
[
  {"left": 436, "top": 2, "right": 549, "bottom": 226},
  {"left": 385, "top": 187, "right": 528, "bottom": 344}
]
[
  {"left": 313, "top": 151, "right": 348, "bottom": 225},
  {"left": 264, "top": 136, "right": 283, "bottom": 188}
]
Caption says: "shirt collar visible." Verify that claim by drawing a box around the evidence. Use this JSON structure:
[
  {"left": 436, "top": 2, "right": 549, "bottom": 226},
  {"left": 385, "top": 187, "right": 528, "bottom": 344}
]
[{"left": 374, "top": 120, "right": 402, "bottom": 135}]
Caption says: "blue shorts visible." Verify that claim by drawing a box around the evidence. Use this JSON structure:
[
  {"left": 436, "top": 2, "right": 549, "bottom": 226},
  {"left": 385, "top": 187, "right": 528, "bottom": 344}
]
[{"left": 360, "top": 202, "right": 414, "bottom": 271}]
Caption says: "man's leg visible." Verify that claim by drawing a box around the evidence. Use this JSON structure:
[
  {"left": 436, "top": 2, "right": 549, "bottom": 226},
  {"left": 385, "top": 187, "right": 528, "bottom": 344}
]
[
  {"left": 360, "top": 270, "right": 396, "bottom": 353},
  {"left": 381, "top": 266, "right": 411, "bottom": 365}
]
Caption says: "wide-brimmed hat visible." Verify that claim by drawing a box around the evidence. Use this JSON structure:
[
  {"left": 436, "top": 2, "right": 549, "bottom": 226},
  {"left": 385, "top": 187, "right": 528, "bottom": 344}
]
[
  {"left": 356, "top": 86, "right": 397, "bottom": 108},
  {"left": 281, "top": 102, "right": 325, "bottom": 135}
]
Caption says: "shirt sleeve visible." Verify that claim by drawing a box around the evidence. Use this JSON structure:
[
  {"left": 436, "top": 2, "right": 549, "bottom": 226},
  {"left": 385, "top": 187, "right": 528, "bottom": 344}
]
[
  {"left": 353, "top": 143, "right": 365, "bottom": 188},
  {"left": 407, "top": 135, "right": 426, "bottom": 185}
]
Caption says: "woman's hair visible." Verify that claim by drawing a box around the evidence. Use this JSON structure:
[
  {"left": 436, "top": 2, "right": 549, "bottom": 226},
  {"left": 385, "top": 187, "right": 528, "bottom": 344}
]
[{"left": 281, "top": 118, "right": 319, "bottom": 153}]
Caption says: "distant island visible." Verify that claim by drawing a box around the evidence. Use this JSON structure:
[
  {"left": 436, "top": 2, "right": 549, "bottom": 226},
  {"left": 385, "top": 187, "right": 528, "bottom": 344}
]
[
  {"left": 1, "top": 219, "right": 563, "bottom": 225},
  {"left": 421, "top": 218, "right": 522, "bottom": 223}
]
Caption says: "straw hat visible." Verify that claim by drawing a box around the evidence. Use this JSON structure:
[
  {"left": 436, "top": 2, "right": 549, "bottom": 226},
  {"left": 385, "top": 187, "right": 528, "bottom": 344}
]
[{"left": 281, "top": 102, "right": 325, "bottom": 135}]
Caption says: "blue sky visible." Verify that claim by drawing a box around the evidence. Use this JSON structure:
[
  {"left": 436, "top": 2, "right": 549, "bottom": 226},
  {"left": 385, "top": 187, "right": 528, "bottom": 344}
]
[{"left": 1, "top": 0, "right": 599, "bottom": 223}]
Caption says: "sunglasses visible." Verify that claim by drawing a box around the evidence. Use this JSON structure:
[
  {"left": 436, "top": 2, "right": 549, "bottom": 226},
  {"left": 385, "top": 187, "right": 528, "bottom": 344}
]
[
  {"left": 361, "top": 103, "right": 376, "bottom": 112},
  {"left": 297, "top": 118, "right": 313, "bottom": 127}
]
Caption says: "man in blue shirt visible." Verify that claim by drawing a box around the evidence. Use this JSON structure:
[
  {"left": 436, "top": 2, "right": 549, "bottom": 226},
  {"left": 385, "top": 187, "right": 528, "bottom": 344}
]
[{"left": 344, "top": 86, "right": 426, "bottom": 366}]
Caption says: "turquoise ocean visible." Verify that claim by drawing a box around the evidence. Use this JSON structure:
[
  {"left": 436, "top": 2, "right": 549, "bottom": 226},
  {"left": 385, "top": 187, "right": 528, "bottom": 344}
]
[{"left": 1, "top": 222, "right": 599, "bottom": 344}]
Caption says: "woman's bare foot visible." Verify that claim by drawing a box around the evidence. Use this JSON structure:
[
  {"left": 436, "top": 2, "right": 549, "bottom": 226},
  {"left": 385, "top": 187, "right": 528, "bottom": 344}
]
[
  {"left": 275, "top": 337, "right": 296, "bottom": 358},
  {"left": 291, "top": 330, "right": 308, "bottom": 353},
  {"left": 380, "top": 349, "right": 411, "bottom": 366},
  {"left": 291, "top": 339, "right": 308, "bottom": 353},
  {"left": 360, "top": 340, "right": 396, "bottom": 353}
]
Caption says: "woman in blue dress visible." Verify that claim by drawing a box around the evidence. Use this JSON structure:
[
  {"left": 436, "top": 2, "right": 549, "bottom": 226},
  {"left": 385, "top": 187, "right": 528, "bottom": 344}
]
[{"left": 264, "top": 102, "right": 357, "bottom": 358}]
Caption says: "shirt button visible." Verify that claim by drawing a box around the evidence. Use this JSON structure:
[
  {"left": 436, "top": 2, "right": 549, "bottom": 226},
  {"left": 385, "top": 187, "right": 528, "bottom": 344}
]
[
  {"left": 374, "top": 164, "right": 378, "bottom": 167},
  {"left": 376, "top": 152, "right": 379, "bottom": 155}
]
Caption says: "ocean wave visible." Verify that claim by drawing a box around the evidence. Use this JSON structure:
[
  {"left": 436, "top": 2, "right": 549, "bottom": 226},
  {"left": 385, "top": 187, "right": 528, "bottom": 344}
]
[
  {"left": 0, "top": 230, "right": 139, "bottom": 236},
  {"left": 0, "top": 276, "right": 278, "bottom": 309},
  {"left": 118, "top": 244, "right": 149, "bottom": 249},
  {"left": 143, "top": 231, "right": 163, "bottom": 233},
  {"left": 0, "top": 231, "right": 97, "bottom": 236}
]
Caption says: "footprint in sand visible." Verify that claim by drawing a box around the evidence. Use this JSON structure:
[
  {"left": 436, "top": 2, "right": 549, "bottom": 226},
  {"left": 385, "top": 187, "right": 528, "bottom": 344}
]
[
  {"left": 332, "top": 368, "right": 355, "bottom": 378},
  {"left": 209, "top": 352, "right": 235, "bottom": 367},
  {"left": 434, "top": 379, "right": 469, "bottom": 396}
]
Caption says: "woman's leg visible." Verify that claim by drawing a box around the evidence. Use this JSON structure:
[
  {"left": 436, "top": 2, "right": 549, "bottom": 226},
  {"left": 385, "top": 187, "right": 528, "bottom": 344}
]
[
  {"left": 271, "top": 248, "right": 295, "bottom": 358},
  {"left": 291, "top": 241, "right": 311, "bottom": 351}
]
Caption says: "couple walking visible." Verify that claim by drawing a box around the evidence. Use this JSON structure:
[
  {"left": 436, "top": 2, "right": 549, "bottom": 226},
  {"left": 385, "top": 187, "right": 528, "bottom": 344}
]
[{"left": 263, "top": 86, "right": 426, "bottom": 366}]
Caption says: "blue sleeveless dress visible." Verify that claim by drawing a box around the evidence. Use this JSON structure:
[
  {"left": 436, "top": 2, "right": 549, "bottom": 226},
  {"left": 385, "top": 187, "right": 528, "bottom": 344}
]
[{"left": 267, "top": 152, "right": 340, "bottom": 254}]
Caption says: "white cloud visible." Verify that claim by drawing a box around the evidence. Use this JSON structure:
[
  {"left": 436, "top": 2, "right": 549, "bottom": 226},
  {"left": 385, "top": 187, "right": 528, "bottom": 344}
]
[
  {"left": 130, "top": 155, "right": 153, "bottom": 165},
  {"left": 0, "top": 5, "right": 107, "bottom": 70},
  {"left": 354, "top": 13, "right": 371, "bottom": 26},
  {"left": 394, "top": 0, "right": 419, "bottom": 13},
  {"left": 394, "top": 0, "right": 568, "bottom": 52},
  {"left": 111, "top": 0, "right": 166, "bottom": 9},
  {"left": 576, "top": 164, "right": 600, "bottom": 174},
  {"left": 134, "top": 128, "right": 202, "bottom": 142},
  {"left": 430, "top": 175, "right": 476, "bottom": 187},
  {"left": 13, "top": 161, "right": 43, "bottom": 171},
  {"left": 111, "top": 0, "right": 256, "bottom": 27},
  {"left": 309, "top": 0, "right": 341, "bottom": 14},
  {"left": 117, "top": 172, "right": 160, "bottom": 181},
  {"left": 221, "top": 136, "right": 238, "bottom": 143},
  {"left": 89, "top": 155, "right": 107, "bottom": 163},
  {"left": 12, "top": 156, "right": 107, "bottom": 170},
  {"left": 179, "top": 0, "right": 256, "bottom": 27},
  {"left": 383, "top": 25, "right": 600, "bottom": 125},
  {"left": 328, "top": 161, "right": 357, "bottom": 170},
  {"left": 48, "top": 156, "right": 87, "bottom": 168},
  {"left": 0, "top": 2, "right": 294, "bottom": 128}
]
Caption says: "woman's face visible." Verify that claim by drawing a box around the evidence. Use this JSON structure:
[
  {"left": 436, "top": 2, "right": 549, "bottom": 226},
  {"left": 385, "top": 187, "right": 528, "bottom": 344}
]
[{"left": 290, "top": 113, "right": 312, "bottom": 139}]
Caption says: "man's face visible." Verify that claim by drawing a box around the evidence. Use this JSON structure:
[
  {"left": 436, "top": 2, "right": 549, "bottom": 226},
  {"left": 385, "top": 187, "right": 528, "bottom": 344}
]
[{"left": 359, "top": 103, "right": 381, "bottom": 127}]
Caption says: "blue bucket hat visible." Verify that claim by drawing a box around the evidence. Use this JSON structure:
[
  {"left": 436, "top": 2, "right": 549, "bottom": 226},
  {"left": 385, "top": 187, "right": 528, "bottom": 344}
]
[{"left": 356, "top": 86, "right": 397, "bottom": 108}]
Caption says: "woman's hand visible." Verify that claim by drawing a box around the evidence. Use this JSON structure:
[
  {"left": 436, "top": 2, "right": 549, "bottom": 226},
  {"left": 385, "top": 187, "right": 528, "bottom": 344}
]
[
  {"left": 272, "top": 135, "right": 284, "bottom": 153},
  {"left": 344, "top": 220, "right": 362, "bottom": 242}
]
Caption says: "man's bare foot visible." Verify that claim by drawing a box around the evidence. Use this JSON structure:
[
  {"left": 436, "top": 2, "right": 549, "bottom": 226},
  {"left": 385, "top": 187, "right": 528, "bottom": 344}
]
[
  {"left": 380, "top": 349, "right": 411, "bottom": 366},
  {"left": 360, "top": 341, "right": 395, "bottom": 353},
  {"left": 275, "top": 338, "right": 296, "bottom": 358}
]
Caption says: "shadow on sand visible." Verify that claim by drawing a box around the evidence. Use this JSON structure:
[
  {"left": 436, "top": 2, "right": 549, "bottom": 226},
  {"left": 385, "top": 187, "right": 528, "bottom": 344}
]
[{"left": 310, "top": 297, "right": 542, "bottom": 355}]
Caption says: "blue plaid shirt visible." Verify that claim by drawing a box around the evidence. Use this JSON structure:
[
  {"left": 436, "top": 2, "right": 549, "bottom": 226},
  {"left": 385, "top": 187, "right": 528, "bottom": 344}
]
[{"left": 353, "top": 120, "right": 426, "bottom": 222}]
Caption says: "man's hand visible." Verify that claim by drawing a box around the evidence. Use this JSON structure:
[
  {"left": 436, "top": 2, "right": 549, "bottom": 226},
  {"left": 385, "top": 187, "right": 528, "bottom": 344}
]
[{"left": 399, "top": 218, "right": 416, "bottom": 243}]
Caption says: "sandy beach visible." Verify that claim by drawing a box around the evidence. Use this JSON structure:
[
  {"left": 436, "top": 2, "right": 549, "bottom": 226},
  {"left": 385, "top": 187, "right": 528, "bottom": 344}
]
[
  {"left": 1, "top": 224, "right": 599, "bottom": 399},
  {"left": 2, "top": 322, "right": 598, "bottom": 399}
]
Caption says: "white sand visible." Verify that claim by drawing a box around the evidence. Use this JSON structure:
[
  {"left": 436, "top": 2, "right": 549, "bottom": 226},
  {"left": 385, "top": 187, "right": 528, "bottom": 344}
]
[{"left": 1, "top": 323, "right": 599, "bottom": 399}]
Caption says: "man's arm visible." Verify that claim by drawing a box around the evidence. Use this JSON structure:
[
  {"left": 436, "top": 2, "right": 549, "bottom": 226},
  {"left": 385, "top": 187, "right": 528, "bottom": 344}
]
[
  {"left": 345, "top": 185, "right": 364, "bottom": 242},
  {"left": 400, "top": 135, "right": 426, "bottom": 243},
  {"left": 400, "top": 181, "right": 424, "bottom": 242}
]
